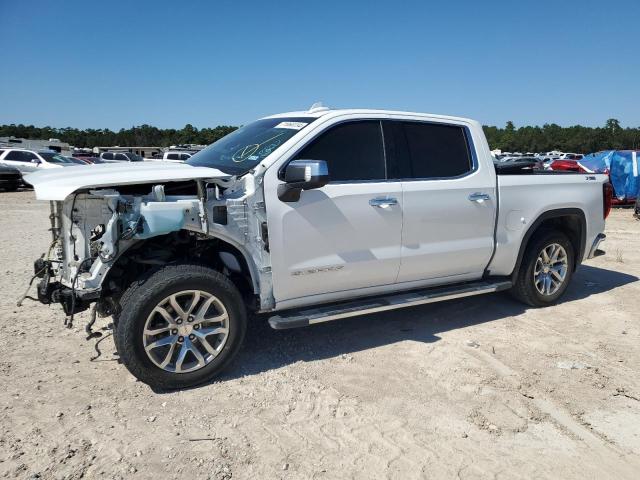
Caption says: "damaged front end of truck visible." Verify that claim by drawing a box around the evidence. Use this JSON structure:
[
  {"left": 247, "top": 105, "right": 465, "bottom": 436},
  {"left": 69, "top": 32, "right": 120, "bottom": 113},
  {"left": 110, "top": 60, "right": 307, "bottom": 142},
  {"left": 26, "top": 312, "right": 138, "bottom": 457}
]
[{"left": 22, "top": 163, "right": 274, "bottom": 330}]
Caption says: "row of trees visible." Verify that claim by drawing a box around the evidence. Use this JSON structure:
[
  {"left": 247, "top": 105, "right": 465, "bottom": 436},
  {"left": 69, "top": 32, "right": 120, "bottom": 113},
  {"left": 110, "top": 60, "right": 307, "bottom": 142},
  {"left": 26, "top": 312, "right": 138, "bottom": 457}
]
[
  {"left": 1, "top": 119, "right": 639, "bottom": 153},
  {"left": 0, "top": 123, "right": 237, "bottom": 149},
  {"left": 483, "top": 119, "right": 640, "bottom": 153}
]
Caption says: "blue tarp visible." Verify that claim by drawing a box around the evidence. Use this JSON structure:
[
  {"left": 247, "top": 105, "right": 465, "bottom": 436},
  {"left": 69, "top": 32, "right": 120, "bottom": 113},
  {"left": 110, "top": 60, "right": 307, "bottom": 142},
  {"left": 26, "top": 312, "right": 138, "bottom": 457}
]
[{"left": 579, "top": 150, "right": 640, "bottom": 201}]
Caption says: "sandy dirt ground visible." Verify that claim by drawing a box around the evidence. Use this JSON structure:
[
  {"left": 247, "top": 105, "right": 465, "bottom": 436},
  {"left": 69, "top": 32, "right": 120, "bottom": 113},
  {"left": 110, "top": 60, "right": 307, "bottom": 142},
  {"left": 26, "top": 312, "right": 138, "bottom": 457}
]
[{"left": 1, "top": 189, "right": 639, "bottom": 480}]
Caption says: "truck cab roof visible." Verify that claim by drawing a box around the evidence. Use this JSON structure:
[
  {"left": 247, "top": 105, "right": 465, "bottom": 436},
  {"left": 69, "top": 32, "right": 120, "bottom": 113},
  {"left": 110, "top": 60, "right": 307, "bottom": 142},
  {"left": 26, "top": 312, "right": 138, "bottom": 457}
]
[{"left": 263, "top": 108, "right": 478, "bottom": 127}]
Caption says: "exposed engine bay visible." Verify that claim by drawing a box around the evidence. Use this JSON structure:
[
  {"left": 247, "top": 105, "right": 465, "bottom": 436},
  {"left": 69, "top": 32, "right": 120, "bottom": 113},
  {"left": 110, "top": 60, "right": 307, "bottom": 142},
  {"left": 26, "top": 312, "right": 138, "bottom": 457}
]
[{"left": 29, "top": 176, "right": 273, "bottom": 324}]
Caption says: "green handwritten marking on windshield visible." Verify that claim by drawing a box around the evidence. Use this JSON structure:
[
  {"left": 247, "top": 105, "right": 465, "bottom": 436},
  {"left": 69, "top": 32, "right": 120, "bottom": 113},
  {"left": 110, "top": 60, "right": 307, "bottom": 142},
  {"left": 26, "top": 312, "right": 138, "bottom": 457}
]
[{"left": 231, "top": 132, "right": 287, "bottom": 163}]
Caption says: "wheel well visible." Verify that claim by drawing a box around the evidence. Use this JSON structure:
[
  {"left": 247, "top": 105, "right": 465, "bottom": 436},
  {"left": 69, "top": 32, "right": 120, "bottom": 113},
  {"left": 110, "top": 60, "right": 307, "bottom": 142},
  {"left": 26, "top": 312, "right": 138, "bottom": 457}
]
[
  {"left": 511, "top": 209, "right": 586, "bottom": 281},
  {"left": 101, "top": 231, "right": 258, "bottom": 309}
]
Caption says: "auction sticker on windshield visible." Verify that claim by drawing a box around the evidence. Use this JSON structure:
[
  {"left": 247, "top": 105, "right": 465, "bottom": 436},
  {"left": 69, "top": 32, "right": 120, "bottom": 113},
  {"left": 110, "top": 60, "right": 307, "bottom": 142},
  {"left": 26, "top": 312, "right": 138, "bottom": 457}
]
[{"left": 274, "top": 121, "right": 307, "bottom": 130}]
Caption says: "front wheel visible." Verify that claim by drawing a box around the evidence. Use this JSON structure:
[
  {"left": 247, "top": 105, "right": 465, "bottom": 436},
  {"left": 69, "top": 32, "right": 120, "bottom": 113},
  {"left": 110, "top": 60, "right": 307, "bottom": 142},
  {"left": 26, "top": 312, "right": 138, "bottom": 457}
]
[
  {"left": 114, "top": 263, "right": 247, "bottom": 389},
  {"left": 510, "top": 230, "right": 575, "bottom": 307}
]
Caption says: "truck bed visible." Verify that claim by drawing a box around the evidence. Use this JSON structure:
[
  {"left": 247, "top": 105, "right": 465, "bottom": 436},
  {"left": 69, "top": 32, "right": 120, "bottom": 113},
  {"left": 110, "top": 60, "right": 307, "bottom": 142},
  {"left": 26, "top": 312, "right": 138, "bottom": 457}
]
[{"left": 487, "top": 173, "right": 608, "bottom": 277}]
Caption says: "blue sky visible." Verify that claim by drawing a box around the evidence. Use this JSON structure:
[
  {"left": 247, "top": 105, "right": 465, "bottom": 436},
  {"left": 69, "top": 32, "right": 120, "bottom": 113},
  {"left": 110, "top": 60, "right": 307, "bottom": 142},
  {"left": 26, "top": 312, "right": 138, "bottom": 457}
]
[{"left": 1, "top": 0, "right": 638, "bottom": 129}]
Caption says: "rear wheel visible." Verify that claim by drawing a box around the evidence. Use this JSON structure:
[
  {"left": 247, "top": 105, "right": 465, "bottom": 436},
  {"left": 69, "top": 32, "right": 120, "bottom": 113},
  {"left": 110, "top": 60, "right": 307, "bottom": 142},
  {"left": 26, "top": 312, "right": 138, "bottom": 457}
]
[
  {"left": 114, "top": 263, "right": 247, "bottom": 389},
  {"left": 510, "top": 230, "right": 575, "bottom": 307}
]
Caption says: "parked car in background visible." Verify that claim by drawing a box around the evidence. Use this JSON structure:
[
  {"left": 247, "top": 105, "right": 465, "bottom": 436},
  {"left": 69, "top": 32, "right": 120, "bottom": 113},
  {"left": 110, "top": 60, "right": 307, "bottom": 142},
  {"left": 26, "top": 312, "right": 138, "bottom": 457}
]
[
  {"left": 495, "top": 156, "right": 543, "bottom": 172},
  {"left": 73, "top": 153, "right": 102, "bottom": 164},
  {"left": 64, "top": 156, "right": 92, "bottom": 165},
  {"left": 0, "top": 148, "right": 77, "bottom": 174},
  {"left": 99, "top": 151, "right": 145, "bottom": 163},
  {"left": 548, "top": 159, "right": 586, "bottom": 173},
  {"left": 0, "top": 163, "right": 22, "bottom": 191},
  {"left": 559, "top": 153, "right": 584, "bottom": 160},
  {"left": 149, "top": 151, "right": 195, "bottom": 162}
]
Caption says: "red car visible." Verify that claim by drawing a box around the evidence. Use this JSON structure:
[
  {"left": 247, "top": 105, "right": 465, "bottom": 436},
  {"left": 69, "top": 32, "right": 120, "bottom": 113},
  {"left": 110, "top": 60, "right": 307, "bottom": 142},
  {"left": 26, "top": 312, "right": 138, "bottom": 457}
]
[{"left": 548, "top": 159, "right": 587, "bottom": 172}]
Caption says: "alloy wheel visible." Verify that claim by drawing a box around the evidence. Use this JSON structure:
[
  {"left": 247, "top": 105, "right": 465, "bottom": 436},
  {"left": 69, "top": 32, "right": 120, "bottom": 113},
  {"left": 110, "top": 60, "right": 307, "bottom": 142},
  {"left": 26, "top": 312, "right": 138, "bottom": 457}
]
[
  {"left": 142, "top": 290, "right": 229, "bottom": 373},
  {"left": 533, "top": 243, "right": 568, "bottom": 296}
]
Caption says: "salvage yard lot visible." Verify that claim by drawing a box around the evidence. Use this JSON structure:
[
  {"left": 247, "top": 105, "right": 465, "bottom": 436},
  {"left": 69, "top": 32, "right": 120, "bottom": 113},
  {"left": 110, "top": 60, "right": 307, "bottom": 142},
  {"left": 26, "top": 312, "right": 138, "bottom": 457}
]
[{"left": 1, "top": 190, "right": 639, "bottom": 479}]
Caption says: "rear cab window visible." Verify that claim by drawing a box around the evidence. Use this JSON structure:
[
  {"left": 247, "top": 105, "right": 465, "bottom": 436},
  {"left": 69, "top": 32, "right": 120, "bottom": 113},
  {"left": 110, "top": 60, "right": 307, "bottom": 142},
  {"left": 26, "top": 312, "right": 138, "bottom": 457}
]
[{"left": 384, "top": 121, "right": 473, "bottom": 179}]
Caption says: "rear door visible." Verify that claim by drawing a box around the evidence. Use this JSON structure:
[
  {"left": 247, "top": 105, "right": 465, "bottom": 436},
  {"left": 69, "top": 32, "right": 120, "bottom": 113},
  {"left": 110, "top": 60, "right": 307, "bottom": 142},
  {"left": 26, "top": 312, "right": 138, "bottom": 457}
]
[
  {"left": 384, "top": 120, "right": 496, "bottom": 283},
  {"left": 265, "top": 120, "right": 403, "bottom": 305}
]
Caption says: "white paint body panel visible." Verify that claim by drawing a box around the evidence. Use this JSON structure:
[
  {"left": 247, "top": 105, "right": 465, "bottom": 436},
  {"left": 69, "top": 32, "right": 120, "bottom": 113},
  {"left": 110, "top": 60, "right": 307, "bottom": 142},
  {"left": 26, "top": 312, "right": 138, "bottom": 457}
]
[
  {"left": 399, "top": 176, "right": 495, "bottom": 282},
  {"left": 25, "top": 162, "right": 230, "bottom": 200},
  {"left": 266, "top": 181, "right": 403, "bottom": 303},
  {"left": 488, "top": 173, "right": 607, "bottom": 276}
]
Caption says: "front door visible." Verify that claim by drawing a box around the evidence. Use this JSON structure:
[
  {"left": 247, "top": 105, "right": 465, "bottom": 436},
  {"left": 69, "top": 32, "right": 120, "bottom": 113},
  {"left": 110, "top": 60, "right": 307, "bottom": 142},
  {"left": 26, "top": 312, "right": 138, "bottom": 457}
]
[{"left": 265, "top": 120, "right": 403, "bottom": 305}]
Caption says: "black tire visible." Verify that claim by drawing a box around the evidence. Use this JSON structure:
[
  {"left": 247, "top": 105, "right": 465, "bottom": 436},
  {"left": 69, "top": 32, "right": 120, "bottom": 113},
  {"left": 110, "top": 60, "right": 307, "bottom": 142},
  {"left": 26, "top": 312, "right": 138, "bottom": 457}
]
[
  {"left": 114, "top": 263, "right": 247, "bottom": 389},
  {"left": 510, "top": 230, "right": 575, "bottom": 307}
]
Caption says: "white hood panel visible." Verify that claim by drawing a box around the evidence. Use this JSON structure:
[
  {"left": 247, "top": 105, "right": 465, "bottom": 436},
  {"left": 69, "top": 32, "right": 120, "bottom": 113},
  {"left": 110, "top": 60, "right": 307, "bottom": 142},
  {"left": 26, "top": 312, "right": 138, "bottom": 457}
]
[{"left": 25, "top": 162, "right": 232, "bottom": 200}]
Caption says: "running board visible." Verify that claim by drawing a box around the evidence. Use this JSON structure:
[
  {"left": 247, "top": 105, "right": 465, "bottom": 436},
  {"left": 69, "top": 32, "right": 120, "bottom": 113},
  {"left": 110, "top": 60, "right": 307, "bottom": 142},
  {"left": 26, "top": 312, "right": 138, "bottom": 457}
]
[{"left": 268, "top": 280, "right": 512, "bottom": 330}]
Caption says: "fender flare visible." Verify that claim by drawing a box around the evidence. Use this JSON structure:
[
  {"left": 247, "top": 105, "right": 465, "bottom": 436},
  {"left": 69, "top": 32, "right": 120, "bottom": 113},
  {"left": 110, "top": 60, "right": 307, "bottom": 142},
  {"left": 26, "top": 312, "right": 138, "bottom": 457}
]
[{"left": 510, "top": 207, "right": 586, "bottom": 282}]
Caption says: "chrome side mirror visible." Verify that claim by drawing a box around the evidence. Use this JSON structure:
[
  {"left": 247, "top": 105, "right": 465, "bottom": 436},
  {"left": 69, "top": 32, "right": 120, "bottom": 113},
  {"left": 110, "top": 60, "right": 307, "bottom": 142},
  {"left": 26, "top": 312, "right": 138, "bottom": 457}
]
[{"left": 278, "top": 159, "right": 329, "bottom": 202}]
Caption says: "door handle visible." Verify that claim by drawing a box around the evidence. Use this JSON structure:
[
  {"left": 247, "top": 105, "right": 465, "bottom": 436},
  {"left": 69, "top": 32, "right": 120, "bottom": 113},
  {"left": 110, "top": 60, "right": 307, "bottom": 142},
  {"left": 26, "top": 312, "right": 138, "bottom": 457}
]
[
  {"left": 369, "top": 197, "right": 398, "bottom": 209},
  {"left": 468, "top": 192, "right": 491, "bottom": 203}
]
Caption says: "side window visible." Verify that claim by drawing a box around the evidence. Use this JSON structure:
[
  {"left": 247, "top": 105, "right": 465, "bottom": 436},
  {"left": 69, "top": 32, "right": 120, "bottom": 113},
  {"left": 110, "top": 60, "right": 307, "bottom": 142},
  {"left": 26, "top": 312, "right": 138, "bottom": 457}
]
[
  {"left": 293, "top": 121, "right": 385, "bottom": 182},
  {"left": 390, "top": 122, "right": 472, "bottom": 179},
  {"left": 115, "top": 153, "right": 128, "bottom": 161},
  {"left": 102, "top": 152, "right": 114, "bottom": 160},
  {"left": 5, "top": 150, "right": 24, "bottom": 161},
  {"left": 167, "top": 153, "right": 180, "bottom": 160},
  {"left": 180, "top": 153, "right": 191, "bottom": 160},
  {"left": 6, "top": 151, "right": 36, "bottom": 162}
]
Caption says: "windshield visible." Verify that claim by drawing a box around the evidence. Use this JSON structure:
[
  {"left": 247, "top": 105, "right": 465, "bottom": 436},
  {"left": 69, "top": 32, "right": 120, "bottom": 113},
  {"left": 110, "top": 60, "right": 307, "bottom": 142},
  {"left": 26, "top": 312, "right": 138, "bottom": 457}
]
[
  {"left": 39, "top": 152, "right": 75, "bottom": 164},
  {"left": 187, "top": 117, "right": 316, "bottom": 175}
]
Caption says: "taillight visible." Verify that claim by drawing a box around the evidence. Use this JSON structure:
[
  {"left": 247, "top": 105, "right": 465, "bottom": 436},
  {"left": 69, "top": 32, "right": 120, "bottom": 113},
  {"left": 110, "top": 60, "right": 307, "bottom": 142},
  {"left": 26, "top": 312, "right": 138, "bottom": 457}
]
[{"left": 603, "top": 182, "right": 613, "bottom": 219}]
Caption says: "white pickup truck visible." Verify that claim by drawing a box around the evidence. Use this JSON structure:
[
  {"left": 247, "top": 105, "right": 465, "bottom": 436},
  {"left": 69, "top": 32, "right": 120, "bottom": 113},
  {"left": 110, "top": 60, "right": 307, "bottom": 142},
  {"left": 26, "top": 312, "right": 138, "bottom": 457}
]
[{"left": 25, "top": 107, "right": 610, "bottom": 389}]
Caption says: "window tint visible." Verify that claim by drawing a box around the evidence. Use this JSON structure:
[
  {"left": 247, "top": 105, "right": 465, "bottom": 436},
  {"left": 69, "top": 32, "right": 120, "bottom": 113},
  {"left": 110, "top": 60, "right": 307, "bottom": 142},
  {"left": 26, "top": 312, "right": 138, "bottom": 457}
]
[
  {"left": 102, "top": 152, "right": 114, "bottom": 160},
  {"left": 167, "top": 153, "right": 180, "bottom": 160},
  {"left": 390, "top": 122, "right": 472, "bottom": 179},
  {"left": 6, "top": 150, "right": 36, "bottom": 162},
  {"left": 293, "top": 121, "right": 385, "bottom": 182},
  {"left": 179, "top": 153, "right": 191, "bottom": 160},
  {"left": 114, "top": 153, "right": 128, "bottom": 161}
]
